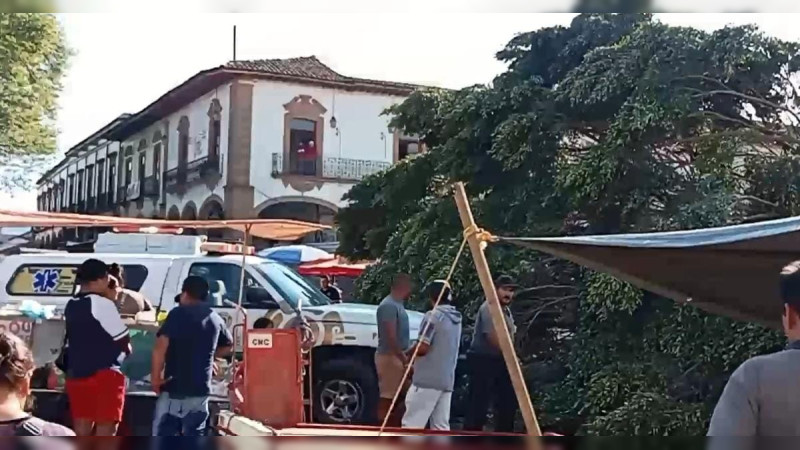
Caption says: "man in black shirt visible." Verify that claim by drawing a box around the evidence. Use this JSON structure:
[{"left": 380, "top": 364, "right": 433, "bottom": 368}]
[
  {"left": 319, "top": 275, "right": 342, "bottom": 303},
  {"left": 151, "top": 276, "right": 233, "bottom": 438}
]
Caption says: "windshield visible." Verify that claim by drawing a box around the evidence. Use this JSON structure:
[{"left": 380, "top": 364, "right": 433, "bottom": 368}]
[{"left": 254, "top": 261, "right": 331, "bottom": 309}]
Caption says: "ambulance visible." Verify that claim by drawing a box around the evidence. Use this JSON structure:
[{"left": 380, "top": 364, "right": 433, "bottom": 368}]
[{"left": 0, "top": 232, "right": 423, "bottom": 424}]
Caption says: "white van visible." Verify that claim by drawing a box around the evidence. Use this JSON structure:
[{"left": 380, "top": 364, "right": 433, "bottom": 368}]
[{"left": 0, "top": 232, "right": 422, "bottom": 424}]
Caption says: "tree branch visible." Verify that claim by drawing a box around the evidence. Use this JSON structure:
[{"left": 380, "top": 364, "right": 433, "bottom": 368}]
[{"left": 521, "top": 295, "right": 579, "bottom": 333}]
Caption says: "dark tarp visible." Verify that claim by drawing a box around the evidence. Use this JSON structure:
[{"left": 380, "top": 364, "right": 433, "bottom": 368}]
[{"left": 500, "top": 216, "right": 800, "bottom": 329}]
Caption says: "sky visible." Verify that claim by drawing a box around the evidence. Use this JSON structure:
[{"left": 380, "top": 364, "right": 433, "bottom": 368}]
[{"left": 7, "top": 12, "right": 800, "bottom": 211}]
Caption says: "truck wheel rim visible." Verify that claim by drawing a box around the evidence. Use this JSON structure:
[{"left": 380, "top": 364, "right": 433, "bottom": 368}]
[{"left": 319, "top": 379, "right": 362, "bottom": 422}]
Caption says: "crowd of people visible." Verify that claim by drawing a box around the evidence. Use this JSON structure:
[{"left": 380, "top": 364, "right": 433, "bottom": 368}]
[
  {"left": 4, "top": 257, "right": 234, "bottom": 446},
  {"left": 374, "top": 272, "right": 522, "bottom": 432},
  {"left": 19, "top": 255, "right": 800, "bottom": 442},
  {"left": 7, "top": 257, "right": 530, "bottom": 442}
]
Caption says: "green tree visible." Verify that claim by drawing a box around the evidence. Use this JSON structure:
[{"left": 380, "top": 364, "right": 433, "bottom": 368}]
[
  {"left": 0, "top": 0, "right": 55, "bottom": 13},
  {"left": 337, "top": 13, "right": 797, "bottom": 435},
  {"left": 0, "top": 13, "right": 68, "bottom": 190}
]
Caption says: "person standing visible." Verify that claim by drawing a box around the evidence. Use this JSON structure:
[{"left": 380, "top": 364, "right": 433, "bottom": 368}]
[
  {"left": 464, "top": 274, "right": 519, "bottom": 433},
  {"left": 375, "top": 273, "right": 412, "bottom": 427},
  {"left": 151, "top": 276, "right": 233, "bottom": 438},
  {"left": 402, "top": 280, "right": 462, "bottom": 430},
  {"left": 64, "top": 258, "right": 131, "bottom": 443},
  {"left": 707, "top": 260, "right": 800, "bottom": 445},
  {"left": 319, "top": 275, "right": 342, "bottom": 303}
]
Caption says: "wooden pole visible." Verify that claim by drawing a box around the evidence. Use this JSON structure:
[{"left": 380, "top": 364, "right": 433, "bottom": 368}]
[{"left": 453, "top": 182, "right": 542, "bottom": 439}]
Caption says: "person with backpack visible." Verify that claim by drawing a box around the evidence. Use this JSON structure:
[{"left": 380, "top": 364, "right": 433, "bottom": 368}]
[{"left": 0, "top": 331, "right": 74, "bottom": 440}]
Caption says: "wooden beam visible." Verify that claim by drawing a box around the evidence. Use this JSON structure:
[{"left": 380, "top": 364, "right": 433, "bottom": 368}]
[{"left": 453, "top": 182, "right": 542, "bottom": 440}]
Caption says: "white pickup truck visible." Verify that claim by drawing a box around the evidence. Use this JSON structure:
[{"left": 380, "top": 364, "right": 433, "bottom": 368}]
[{"left": 0, "top": 232, "right": 422, "bottom": 424}]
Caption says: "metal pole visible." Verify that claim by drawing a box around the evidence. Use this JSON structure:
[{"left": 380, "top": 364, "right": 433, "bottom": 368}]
[
  {"left": 233, "top": 26, "right": 237, "bottom": 61},
  {"left": 452, "top": 182, "right": 542, "bottom": 440},
  {"left": 236, "top": 225, "right": 250, "bottom": 309},
  {"left": 234, "top": 225, "right": 250, "bottom": 352}
]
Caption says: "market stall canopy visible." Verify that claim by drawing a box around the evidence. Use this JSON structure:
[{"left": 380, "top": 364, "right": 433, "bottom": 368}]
[
  {"left": 0, "top": 210, "right": 328, "bottom": 241},
  {"left": 297, "top": 258, "right": 369, "bottom": 277},
  {"left": 500, "top": 216, "right": 800, "bottom": 329}
]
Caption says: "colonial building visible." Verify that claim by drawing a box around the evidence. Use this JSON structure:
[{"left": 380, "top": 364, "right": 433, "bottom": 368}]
[{"left": 35, "top": 56, "right": 424, "bottom": 247}]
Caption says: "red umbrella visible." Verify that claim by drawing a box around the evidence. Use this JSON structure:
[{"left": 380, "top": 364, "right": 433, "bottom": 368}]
[{"left": 297, "top": 259, "right": 369, "bottom": 277}]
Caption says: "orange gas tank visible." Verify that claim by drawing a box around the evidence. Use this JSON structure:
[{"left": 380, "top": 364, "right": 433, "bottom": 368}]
[{"left": 241, "top": 329, "right": 304, "bottom": 427}]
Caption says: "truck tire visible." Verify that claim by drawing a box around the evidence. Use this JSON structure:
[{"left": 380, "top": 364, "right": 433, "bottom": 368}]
[{"left": 313, "top": 357, "right": 378, "bottom": 425}]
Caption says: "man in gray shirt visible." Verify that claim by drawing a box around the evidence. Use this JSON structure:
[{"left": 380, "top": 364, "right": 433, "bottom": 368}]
[
  {"left": 402, "top": 280, "right": 462, "bottom": 430},
  {"left": 464, "top": 274, "right": 519, "bottom": 433},
  {"left": 375, "top": 273, "right": 412, "bottom": 427},
  {"left": 708, "top": 260, "right": 800, "bottom": 446}
]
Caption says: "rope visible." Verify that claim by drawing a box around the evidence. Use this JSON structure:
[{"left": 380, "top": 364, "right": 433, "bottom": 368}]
[
  {"left": 378, "top": 235, "right": 469, "bottom": 434},
  {"left": 463, "top": 224, "right": 496, "bottom": 244}
]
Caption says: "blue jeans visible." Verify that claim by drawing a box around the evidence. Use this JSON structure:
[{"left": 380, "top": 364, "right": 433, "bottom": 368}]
[{"left": 152, "top": 393, "right": 210, "bottom": 437}]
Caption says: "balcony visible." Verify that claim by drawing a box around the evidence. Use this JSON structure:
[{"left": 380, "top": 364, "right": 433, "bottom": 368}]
[
  {"left": 143, "top": 176, "right": 160, "bottom": 198},
  {"left": 165, "top": 156, "right": 221, "bottom": 194},
  {"left": 87, "top": 196, "right": 96, "bottom": 213},
  {"left": 190, "top": 155, "right": 221, "bottom": 176},
  {"left": 96, "top": 192, "right": 108, "bottom": 211},
  {"left": 165, "top": 167, "right": 187, "bottom": 187},
  {"left": 126, "top": 182, "right": 141, "bottom": 201},
  {"left": 271, "top": 153, "right": 391, "bottom": 182},
  {"left": 116, "top": 186, "right": 127, "bottom": 204},
  {"left": 77, "top": 200, "right": 86, "bottom": 214}
]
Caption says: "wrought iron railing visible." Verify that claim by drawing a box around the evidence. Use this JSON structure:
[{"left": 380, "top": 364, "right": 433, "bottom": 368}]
[
  {"left": 143, "top": 176, "right": 160, "bottom": 197},
  {"left": 116, "top": 186, "right": 127, "bottom": 203},
  {"left": 165, "top": 167, "right": 187, "bottom": 185},
  {"left": 165, "top": 156, "right": 220, "bottom": 188},
  {"left": 271, "top": 153, "right": 390, "bottom": 181},
  {"left": 197, "top": 156, "right": 221, "bottom": 175},
  {"left": 96, "top": 192, "right": 108, "bottom": 211}
]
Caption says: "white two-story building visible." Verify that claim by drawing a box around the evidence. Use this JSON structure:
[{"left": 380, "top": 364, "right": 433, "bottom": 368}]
[{"left": 36, "top": 56, "right": 425, "bottom": 247}]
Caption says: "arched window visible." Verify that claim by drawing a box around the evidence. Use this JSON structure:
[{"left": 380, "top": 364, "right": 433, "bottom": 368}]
[
  {"left": 152, "top": 130, "right": 164, "bottom": 187},
  {"left": 207, "top": 100, "right": 222, "bottom": 162},
  {"left": 178, "top": 116, "right": 190, "bottom": 173}
]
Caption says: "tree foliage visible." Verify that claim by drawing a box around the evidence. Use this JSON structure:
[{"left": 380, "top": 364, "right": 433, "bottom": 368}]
[
  {"left": 0, "top": 13, "right": 68, "bottom": 190},
  {"left": 0, "top": 0, "right": 55, "bottom": 13},
  {"left": 337, "top": 14, "right": 798, "bottom": 435}
]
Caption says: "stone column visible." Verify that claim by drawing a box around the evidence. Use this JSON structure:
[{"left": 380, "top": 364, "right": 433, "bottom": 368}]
[{"left": 224, "top": 78, "right": 256, "bottom": 220}]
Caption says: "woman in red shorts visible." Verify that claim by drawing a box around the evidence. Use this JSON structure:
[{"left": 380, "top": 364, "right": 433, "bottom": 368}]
[{"left": 64, "top": 259, "right": 131, "bottom": 446}]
